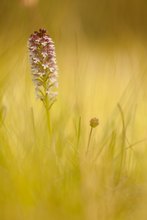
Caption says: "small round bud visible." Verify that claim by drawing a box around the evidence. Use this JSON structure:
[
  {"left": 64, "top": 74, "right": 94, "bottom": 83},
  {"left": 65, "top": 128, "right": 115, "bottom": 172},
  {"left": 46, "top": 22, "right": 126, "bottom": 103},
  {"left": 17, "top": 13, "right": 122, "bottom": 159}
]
[{"left": 90, "top": 117, "right": 99, "bottom": 128}]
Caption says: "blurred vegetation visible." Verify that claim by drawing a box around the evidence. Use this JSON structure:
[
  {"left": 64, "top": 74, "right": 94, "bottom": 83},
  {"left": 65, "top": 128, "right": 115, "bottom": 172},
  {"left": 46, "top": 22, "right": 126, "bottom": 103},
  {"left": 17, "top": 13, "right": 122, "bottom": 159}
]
[
  {"left": 0, "top": 1, "right": 147, "bottom": 220},
  {"left": 1, "top": 0, "right": 147, "bottom": 41}
]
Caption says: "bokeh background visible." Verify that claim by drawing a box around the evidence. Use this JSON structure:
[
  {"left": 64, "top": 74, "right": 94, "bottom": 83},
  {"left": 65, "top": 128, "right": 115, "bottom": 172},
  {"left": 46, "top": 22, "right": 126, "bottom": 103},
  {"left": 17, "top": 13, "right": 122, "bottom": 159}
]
[
  {"left": 1, "top": 0, "right": 147, "bottom": 139},
  {"left": 1, "top": 0, "right": 147, "bottom": 41},
  {"left": 1, "top": 1, "right": 147, "bottom": 220}
]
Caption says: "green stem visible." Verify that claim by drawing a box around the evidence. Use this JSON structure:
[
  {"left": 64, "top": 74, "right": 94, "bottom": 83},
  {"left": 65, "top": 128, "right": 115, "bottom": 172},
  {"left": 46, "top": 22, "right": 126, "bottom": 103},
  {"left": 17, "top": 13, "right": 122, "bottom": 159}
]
[
  {"left": 117, "top": 103, "right": 126, "bottom": 183},
  {"left": 86, "top": 127, "right": 93, "bottom": 155},
  {"left": 76, "top": 116, "right": 81, "bottom": 149},
  {"left": 44, "top": 91, "right": 51, "bottom": 135},
  {"left": 46, "top": 106, "right": 51, "bottom": 134}
]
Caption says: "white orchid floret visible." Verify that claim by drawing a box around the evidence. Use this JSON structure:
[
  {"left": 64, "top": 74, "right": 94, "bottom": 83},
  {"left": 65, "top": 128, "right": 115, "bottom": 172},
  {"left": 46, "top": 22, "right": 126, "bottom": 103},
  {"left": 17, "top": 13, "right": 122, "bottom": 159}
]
[
  {"left": 33, "top": 57, "right": 40, "bottom": 63},
  {"left": 42, "top": 52, "right": 48, "bottom": 58},
  {"left": 42, "top": 63, "right": 49, "bottom": 70}
]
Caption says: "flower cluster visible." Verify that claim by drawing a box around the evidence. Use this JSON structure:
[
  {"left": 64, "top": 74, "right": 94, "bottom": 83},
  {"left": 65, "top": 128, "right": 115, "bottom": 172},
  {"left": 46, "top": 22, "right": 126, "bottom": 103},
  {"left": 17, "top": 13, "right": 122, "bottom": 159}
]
[{"left": 28, "top": 29, "right": 58, "bottom": 108}]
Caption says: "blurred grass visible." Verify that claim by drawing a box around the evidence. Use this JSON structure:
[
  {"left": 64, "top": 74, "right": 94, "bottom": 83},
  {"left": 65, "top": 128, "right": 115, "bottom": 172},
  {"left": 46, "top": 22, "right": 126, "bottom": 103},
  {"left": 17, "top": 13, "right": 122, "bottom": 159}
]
[{"left": 0, "top": 0, "right": 147, "bottom": 220}]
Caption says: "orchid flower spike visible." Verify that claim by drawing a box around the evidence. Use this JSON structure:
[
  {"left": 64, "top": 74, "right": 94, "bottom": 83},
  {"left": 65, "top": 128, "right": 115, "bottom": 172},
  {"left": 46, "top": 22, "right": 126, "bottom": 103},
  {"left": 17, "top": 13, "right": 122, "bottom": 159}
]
[{"left": 28, "top": 29, "right": 58, "bottom": 109}]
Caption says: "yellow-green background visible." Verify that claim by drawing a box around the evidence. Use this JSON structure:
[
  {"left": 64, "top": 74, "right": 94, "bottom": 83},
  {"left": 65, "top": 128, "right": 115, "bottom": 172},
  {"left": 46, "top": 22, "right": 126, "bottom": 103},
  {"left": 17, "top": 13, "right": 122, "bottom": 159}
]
[{"left": 0, "top": 1, "right": 147, "bottom": 220}]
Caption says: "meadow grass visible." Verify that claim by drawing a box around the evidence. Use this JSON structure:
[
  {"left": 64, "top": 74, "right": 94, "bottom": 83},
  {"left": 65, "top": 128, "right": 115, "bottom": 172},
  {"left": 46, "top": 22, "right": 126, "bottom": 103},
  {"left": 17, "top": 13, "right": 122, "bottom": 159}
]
[{"left": 0, "top": 30, "right": 147, "bottom": 220}]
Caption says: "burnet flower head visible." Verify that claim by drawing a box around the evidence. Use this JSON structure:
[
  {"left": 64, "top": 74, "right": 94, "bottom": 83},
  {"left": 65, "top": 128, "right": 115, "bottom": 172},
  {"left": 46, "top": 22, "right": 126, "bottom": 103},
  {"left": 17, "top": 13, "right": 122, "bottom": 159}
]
[{"left": 28, "top": 29, "right": 58, "bottom": 109}]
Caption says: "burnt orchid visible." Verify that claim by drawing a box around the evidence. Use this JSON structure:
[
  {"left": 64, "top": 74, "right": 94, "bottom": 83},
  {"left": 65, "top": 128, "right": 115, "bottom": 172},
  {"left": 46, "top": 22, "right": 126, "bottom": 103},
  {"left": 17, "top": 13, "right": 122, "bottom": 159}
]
[{"left": 28, "top": 29, "right": 58, "bottom": 110}]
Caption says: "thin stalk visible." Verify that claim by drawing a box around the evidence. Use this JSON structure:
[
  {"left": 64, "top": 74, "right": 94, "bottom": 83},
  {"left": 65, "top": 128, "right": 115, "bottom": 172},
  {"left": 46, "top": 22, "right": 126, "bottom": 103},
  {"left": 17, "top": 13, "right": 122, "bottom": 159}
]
[
  {"left": 117, "top": 103, "right": 126, "bottom": 183},
  {"left": 76, "top": 116, "right": 81, "bottom": 148},
  {"left": 45, "top": 106, "right": 51, "bottom": 135},
  {"left": 86, "top": 127, "right": 93, "bottom": 155},
  {"left": 42, "top": 79, "right": 51, "bottom": 135}
]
